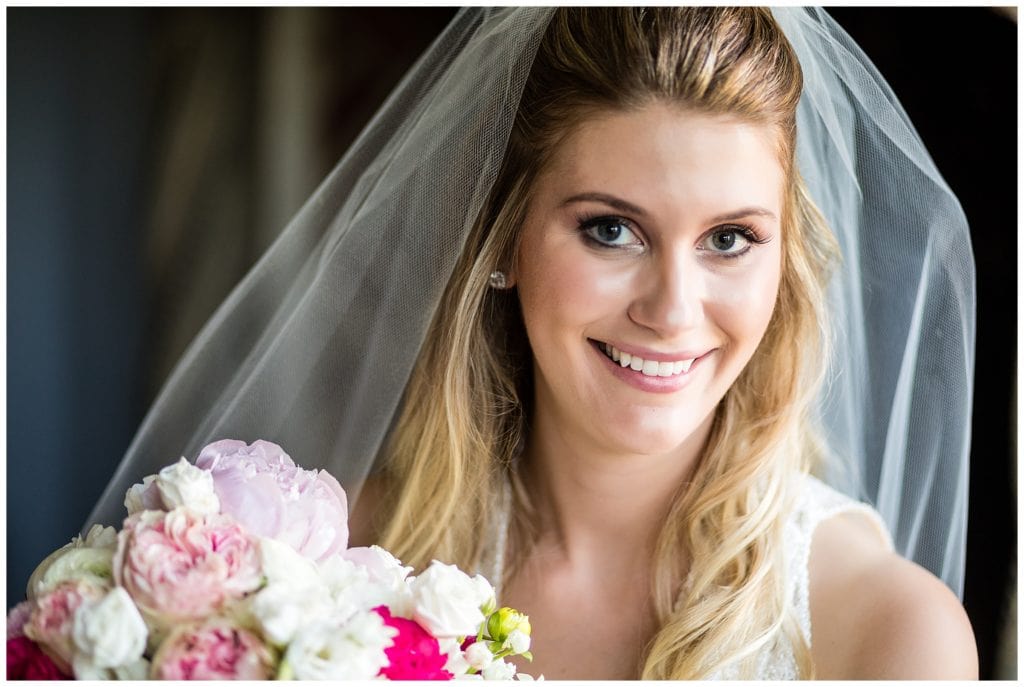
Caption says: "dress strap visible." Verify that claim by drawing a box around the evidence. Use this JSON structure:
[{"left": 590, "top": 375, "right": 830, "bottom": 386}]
[{"left": 787, "top": 474, "right": 894, "bottom": 647}]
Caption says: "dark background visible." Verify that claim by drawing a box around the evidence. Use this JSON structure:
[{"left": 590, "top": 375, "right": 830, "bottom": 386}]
[{"left": 6, "top": 8, "right": 1016, "bottom": 678}]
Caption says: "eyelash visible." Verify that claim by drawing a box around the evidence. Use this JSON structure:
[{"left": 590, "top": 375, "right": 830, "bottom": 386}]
[{"left": 575, "top": 213, "right": 770, "bottom": 259}]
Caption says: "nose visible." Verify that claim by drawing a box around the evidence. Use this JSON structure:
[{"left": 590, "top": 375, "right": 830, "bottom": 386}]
[{"left": 627, "top": 251, "right": 704, "bottom": 336}]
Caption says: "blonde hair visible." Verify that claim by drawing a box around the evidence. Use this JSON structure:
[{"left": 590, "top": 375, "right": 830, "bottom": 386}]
[{"left": 378, "top": 8, "right": 839, "bottom": 679}]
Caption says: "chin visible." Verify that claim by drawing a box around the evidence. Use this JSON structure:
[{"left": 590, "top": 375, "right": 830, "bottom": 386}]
[{"left": 598, "top": 407, "right": 710, "bottom": 458}]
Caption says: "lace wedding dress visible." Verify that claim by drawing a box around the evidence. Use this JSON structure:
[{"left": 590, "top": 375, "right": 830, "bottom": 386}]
[{"left": 480, "top": 473, "right": 893, "bottom": 680}]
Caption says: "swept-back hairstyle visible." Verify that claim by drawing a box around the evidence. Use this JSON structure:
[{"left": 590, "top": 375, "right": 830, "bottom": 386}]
[{"left": 377, "top": 8, "right": 839, "bottom": 679}]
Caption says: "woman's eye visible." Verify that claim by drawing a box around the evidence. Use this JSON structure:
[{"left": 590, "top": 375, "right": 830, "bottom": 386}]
[
  {"left": 700, "top": 226, "right": 756, "bottom": 256},
  {"left": 580, "top": 217, "right": 641, "bottom": 248}
]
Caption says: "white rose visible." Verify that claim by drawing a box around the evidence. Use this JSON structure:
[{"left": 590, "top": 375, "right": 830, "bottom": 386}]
[
  {"left": 482, "top": 658, "right": 518, "bottom": 680},
  {"left": 410, "top": 560, "right": 487, "bottom": 637},
  {"left": 471, "top": 573, "right": 497, "bottom": 609},
  {"left": 284, "top": 611, "right": 396, "bottom": 680},
  {"left": 508, "top": 628, "right": 531, "bottom": 655},
  {"left": 465, "top": 641, "right": 495, "bottom": 670},
  {"left": 251, "top": 582, "right": 328, "bottom": 646},
  {"left": 154, "top": 457, "right": 220, "bottom": 514},
  {"left": 72, "top": 587, "right": 148, "bottom": 668},
  {"left": 124, "top": 475, "right": 160, "bottom": 515},
  {"left": 259, "top": 537, "right": 322, "bottom": 589}
]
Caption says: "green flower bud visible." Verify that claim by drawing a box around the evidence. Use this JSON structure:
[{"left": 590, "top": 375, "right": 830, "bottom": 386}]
[{"left": 486, "top": 607, "right": 531, "bottom": 643}]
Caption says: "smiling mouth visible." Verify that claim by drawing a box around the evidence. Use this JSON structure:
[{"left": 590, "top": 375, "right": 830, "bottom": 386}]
[{"left": 594, "top": 341, "right": 695, "bottom": 377}]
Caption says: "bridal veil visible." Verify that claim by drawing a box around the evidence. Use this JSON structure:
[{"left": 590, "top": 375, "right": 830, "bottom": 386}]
[{"left": 85, "top": 8, "right": 975, "bottom": 597}]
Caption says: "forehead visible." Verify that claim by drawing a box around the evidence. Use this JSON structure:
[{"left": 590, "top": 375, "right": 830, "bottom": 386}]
[{"left": 535, "top": 105, "right": 785, "bottom": 217}]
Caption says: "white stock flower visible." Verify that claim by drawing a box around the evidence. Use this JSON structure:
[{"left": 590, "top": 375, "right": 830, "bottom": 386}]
[
  {"left": 250, "top": 582, "right": 327, "bottom": 646},
  {"left": 247, "top": 538, "right": 329, "bottom": 646},
  {"left": 482, "top": 658, "right": 518, "bottom": 680},
  {"left": 465, "top": 641, "right": 495, "bottom": 671},
  {"left": 72, "top": 587, "right": 148, "bottom": 668},
  {"left": 439, "top": 637, "right": 471, "bottom": 677},
  {"left": 342, "top": 545, "right": 413, "bottom": 589},
  {"left": 259, "top": 537, "right": 321, "bottom": 589},
  {"left": 410, "top": 560, "right": 488, "bottom": 637},
  {"left": 155, "top": 457, "right": 220, "bottom": 514},
  {"left": 284, "top": 611, "right": 396, "bottom": 680},
  {"left": 320, "top": 554, "right": 411, "bottom": 618},
  {"left": 508, "top": 628, "right": 531, "bottom": 655}
]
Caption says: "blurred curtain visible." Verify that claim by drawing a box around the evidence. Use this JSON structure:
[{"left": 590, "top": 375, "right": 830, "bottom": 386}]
[{"left": 6, "top": 5, "right": 455, "bottom": 607}]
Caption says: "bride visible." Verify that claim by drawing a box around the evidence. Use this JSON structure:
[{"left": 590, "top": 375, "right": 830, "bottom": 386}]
[{"left": 89, "top": 7, "right": 978, "bottom": 680}]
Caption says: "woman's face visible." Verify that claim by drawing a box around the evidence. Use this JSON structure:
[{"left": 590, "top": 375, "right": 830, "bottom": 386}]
[{"left": 513, "top": 104, "right": 784, "bottom": 458}]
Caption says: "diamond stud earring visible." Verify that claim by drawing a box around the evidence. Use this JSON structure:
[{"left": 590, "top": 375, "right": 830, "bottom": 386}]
[{"left": 488, "top": 270, "right": 509, "bottom": 289}]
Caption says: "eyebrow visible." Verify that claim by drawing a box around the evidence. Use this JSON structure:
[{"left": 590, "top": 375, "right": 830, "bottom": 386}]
[
  {"left": 561, "top": 192, "right": 648, "bottom": 217},
  {"left": 560, "top": 192, "right": 778, "bottom": 223}
]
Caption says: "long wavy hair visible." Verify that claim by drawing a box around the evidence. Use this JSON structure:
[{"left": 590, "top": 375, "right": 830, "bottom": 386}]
[{"left": 377, "top": 8, "right": 839, "bottom": 679}]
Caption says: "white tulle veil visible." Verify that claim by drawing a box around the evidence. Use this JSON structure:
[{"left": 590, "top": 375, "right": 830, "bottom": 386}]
[{"left": 85, "top": 7, "right": 975, "bottom": 597}]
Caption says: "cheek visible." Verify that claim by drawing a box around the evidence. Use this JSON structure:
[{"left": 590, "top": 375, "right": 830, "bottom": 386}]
[
  {"left": 706, "top": 254, "right": 781, "bottom": 349},
  {"left": 518, "top": 237, "right": 631, "bottom": 330}
]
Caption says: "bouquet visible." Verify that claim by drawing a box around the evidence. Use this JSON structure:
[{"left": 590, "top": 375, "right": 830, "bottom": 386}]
[{"left": 7, "top": 440, "right": 537, "bottom": 680}]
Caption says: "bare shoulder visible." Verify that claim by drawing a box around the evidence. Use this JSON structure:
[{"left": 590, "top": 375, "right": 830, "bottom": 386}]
[
  {"left": 347, "top": 473, "right": 391, "bottom": 548},
  {"left": 808, "top": 510, "right": 978, "bottom": 679}
]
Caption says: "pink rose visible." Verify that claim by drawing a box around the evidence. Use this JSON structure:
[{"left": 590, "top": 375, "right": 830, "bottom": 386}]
[
  {"left": 23, "top": 580, "right": 105, "bottom": 674},
  {"left": 375, "top": 606, "right": 452, "bottom": 680},
  {"left": 151, "top": 620, "right": 276, "bottom": 680},
  {"left": 7, "top": 637, "right": 69, "bottom": 680},
  {"left": 113, "top": 508, "right": 261, "bottom": 629},
  {"left": 195, "top": 439, "right": 349, "bottom": 562}
]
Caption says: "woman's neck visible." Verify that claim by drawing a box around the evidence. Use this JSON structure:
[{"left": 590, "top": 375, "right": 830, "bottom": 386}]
[{"left": 519, "top": 408, "right": 714, "bottom": 571}]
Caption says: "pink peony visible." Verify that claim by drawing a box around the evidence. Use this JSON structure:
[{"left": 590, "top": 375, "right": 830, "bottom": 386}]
[
  {"left": 7, "top": 636, "right": 69, "bottom": 680},
  {"left": 23, "top": 579, "right": 105, "bottom": 674},
  {"left": 113, "top": 508, "right": 261, "bottom": 629},
  {"left": 375, "top": 606, "right": 453, "bottom": 680},
  {"left": 150, "top": 620, "right": 276, "bottom": 680},
  {"left": 195, "top": 439, "right": 349, "bottom": 562}
]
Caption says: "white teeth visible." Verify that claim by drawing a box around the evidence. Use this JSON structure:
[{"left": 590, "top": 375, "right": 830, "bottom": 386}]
[{"left": 598, "top": 341, "right": 697, "bottom": 378}]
